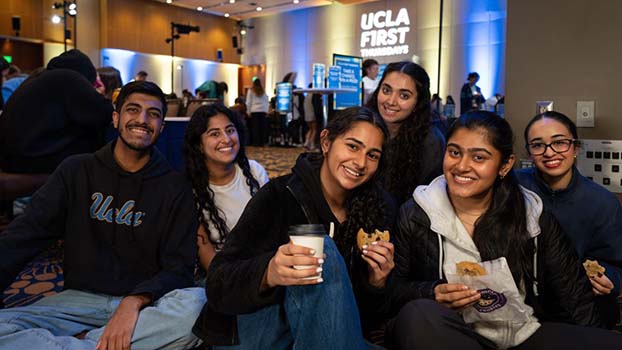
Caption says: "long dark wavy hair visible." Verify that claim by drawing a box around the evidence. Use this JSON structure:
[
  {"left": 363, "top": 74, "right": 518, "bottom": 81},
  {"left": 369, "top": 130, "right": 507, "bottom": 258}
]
[
  {"left": 321, "top": 107, "right": 392, "bottom": 255},
  {"left": 183, "top": 103, "right": 261, "bottom": 246},
  {"left": 448, "top": 111, "right": 530, "bottom": 284},
  {"left": 366, "top": 61, "right": 433, "bottom": 203}
]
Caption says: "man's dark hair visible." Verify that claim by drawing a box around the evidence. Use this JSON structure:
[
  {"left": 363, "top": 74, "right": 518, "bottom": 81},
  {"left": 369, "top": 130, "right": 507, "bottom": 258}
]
[
  {"left": 136, "top": 71, "right": 148, "bottom": 78},
  {"left": 115, "top": 81, "right": 167, "bottom": 117}
]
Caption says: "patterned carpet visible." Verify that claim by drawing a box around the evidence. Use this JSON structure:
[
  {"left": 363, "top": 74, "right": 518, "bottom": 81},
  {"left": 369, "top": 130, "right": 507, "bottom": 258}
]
[{"left": 1, "top": 146, "right": 305, "bottom": 308}]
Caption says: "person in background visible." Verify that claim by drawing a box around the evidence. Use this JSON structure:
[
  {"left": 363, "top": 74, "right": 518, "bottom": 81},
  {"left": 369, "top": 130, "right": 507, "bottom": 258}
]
[
  {"left": 195, "top": 107, "right": 396, "bottom": 349},
  {"left": 134, "top": 70, "right": 148, "bottom": 82},
  {"left": 0, "top": 49, "right": 113, "bottom": 174},
  {"left": 182, "top": 103, "right": 268, "bottom": 276},
  {"left": 362, "top": 59, "right": 380, "bottom": 105},
  {"left": 460, "top": 72, "right": 485, "bottom": 115},
  {"left": 367, "top": 61, "right": 445, "bottom": 204},
  {"left": 0, "top": 81, "right": 204, "bottom": 350},
  {"left": 517, "top": 111, "right": 622, "bottom": 327},
  {"left": 96, "top": 66, "right": 123, "bottom": 102},
  {"left": 430, "top": 93, "right": 442, "bottom": 112},
  {"left": 0, "top": 57, "right": 10, "bottom": 112},
  {"left": 388, "top": 111, "right": 619, "bottom": 350},
  {"left": 246, "top": 78, "right": 269, "bottom": 146},
  {"left": 303, "top": 85, "right": 323, "bottom": 150},
  {"left": 230, "top": 96, "right": 250, "bottom": 146},
  {"left": 444, "top": 95, "right": 456, "bottom": 119},
  {"left": 2, "top": 65, "right": 28, "bottom": 104}
]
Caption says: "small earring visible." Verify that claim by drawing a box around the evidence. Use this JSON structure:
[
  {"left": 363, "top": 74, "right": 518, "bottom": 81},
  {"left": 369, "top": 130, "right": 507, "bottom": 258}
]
[{"left": 499, "top": 174, "right": 505, "bottom": 180}]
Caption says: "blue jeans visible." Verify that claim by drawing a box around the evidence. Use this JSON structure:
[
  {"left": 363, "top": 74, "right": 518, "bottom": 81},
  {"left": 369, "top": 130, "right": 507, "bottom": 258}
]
[
  {"left": 214, "top": 237, "right": 368, "bottom": 350},
  {"left": 0, "top": 287, "right": 205, "bottom": 350}
]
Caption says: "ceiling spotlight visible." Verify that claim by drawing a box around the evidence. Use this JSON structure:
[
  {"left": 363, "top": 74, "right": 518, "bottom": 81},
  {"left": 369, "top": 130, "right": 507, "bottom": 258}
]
[
  {"left": 229, "top": 0, "right": 235, "bottom": 3},
  {"left": 224, "top": 13, "right": 230, "bottom": 18},
  {"left": 51, "top": 14, "right": 62, "bottom": 24},
  {"left": 68, "top": 3, "right": 77, "bottom": 10},
  {"left": 240, "top": 29, "right": 247, "bottom": 35},
  {"left": 68, "top": 9, "right": 77, "bottom": 16},
  {"left": 293, "top": 0, "right": 299, "bottom": 3},
  {"left": 256, "top": 6, "right": 262, "bottom": 11},
  {"left": 166, "top": 0, "right": 172, "bottom": 3},
  {"left": 197, "top": 6, "right": 203, "bottom": 11}
]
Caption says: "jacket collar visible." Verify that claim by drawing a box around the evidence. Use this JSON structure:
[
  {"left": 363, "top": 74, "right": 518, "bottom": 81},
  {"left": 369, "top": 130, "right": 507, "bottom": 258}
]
[{"left": 533, "top": 165, "right": 580, "bottom": 198}]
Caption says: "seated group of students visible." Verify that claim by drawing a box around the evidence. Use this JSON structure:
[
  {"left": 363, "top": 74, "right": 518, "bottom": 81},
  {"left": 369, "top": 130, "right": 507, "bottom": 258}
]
[{"left": 0, "top": 61, "right": 620, "bottom": 350}]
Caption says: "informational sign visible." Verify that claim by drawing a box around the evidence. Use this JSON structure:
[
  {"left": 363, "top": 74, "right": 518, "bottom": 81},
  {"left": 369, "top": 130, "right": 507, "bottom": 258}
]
[
  {"left": 360, "top": 8, "right": 411, "bottom": 58},
  {"left": 333, "top": 54, "right": 362, "bottom": 109},
  {"left": 276, "top": 82, "right": 292, "bottom": 114},
  {"left": 327, "top": 65, "right": 341, "bottom": 89}
]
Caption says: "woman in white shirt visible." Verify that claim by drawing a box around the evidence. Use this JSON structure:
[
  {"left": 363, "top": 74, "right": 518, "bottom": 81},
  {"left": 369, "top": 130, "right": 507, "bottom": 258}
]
[
  {"left": 246, "top": 78, "right": 270, "bottom": 146},
  {"left": 362, "top": 59, "right": 379, "bottom": 105},
  {"left": 183, "top": 103, "right": 269, "bottom": 270}
]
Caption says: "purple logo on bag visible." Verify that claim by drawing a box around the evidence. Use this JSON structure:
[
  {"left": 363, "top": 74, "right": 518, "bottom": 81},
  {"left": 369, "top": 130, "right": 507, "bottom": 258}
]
[{"left": 474, "top": 288, "right": 507, "bottom": 313}]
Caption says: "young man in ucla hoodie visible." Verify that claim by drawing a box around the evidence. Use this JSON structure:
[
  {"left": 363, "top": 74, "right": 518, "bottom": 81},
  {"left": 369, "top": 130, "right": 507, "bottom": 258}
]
[{"left": 0, "top": 81, "right": 204, "bottom": 350}]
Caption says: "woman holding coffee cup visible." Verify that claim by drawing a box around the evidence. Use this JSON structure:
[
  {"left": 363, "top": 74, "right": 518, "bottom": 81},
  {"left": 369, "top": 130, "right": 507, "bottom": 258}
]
[
  {"left": 195, "top": 107, "right": 396, "bottom": 349},
  {"left": 182, "top": 103, "right": 269, "bottom": 274},
  {"left": 386, "top": 111, "right": 620, "bottom": 349}
]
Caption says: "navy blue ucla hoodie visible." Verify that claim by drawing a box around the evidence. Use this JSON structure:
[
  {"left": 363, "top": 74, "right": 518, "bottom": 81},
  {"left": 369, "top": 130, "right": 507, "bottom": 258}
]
[{"left": 0, "top": 141, "right": 198, "bottom": 301}]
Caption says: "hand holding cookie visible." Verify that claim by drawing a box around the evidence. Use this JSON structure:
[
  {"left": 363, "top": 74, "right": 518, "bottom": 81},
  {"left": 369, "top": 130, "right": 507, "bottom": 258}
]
[
  {"left": 358, "top": 229, "right": 394, "bottom": 288},
  {"left": 583, "top": 260, "right": 612, "bottom": 295}
]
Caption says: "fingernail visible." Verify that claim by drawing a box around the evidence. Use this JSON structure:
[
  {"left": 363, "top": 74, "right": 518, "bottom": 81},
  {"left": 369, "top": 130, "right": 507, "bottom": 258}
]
[
  {"left": 317, "top": 278, "right": 323, "bottom": 283},
  {"left": 362, "top": 250, "right": 368, "bottom": 255},
  {"left": 309, "top": 249, "right": 316, "bottom": 255},
  {"left": 371, "top": 241, "right": 378, "bottom": 245},
  {"left": 317, "top": 258, "right": 324, "bottom": 264},
  {"left": 362, "top": 244, "right": 368, "bottom": 249},
  {"left": 462, "top": 286, "right": 469, "bottom": 290},
  {"left": 316, "top": 267, "right": 323, "bottom": 273}
]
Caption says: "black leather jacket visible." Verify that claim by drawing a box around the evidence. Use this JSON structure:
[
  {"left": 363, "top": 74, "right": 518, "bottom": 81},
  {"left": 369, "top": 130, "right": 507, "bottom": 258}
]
[{"left": 389, "top": 198, "right": 606, "bottom": 328}]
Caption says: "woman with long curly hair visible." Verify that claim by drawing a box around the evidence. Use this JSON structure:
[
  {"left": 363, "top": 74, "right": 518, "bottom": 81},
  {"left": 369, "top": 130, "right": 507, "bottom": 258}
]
[
  {"left": 367, "top": 61, "right": 445, "bottom": 204},
  {"left": 193, "top": 107, "right": 397, "bottom": 349},
  {"left": 183, "top": 103, "right": 268, "bottom": 271}
]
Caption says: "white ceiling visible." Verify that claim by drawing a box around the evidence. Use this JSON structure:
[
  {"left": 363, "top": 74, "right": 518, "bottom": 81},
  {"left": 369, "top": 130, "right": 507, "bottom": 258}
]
[{"left": 155, "top": 0, "right": 334, "bottom": 20}]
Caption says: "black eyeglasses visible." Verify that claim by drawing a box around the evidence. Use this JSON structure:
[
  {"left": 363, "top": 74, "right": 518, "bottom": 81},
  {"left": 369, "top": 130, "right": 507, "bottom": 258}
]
[{"left": 526, "top": 139, "right": 578, "bottom": 155}]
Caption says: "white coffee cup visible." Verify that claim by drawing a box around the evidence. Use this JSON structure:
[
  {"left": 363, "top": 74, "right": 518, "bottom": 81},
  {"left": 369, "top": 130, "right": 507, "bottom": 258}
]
[{"left": 288, "top": 224, "right": 325, "bottom": 278}]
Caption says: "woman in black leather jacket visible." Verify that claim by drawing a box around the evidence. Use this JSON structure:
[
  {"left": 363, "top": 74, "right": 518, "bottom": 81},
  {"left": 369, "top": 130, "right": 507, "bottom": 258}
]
[{"left": 386, "top": 111, "right": 620, "bottom": 350}]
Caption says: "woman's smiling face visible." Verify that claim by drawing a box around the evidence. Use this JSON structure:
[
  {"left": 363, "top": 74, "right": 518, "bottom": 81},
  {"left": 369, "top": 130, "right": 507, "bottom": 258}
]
[
  {"left": 320, "top": 121, "right": 384, "bottom": 194},
  {"left": 376, "top": 71, "right": 418, "bottom": 128}
]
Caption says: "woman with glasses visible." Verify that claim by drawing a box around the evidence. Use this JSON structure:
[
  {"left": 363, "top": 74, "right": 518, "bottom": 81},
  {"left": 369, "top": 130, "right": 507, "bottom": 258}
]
[{"left": 517, "top": 111, "right": 622, "bottom": 327}]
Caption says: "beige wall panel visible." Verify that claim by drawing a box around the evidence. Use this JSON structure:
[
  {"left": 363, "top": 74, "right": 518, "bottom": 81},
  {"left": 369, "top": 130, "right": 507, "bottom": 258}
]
[{"left": 506, "top": 0, "right": 622, "bottom": 159}]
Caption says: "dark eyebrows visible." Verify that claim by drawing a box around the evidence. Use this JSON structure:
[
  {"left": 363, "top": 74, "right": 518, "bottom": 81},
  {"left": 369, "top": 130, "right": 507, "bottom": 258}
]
[
  {"left": 207, "top": 123, "right": 235, "bottom": 133},
  {"left": 344, "top": 137, "right": 383, "bottom": 154},
  {"left": 381, "top": 82, "right": 413, "bottom": 95},
  {"left": 529, "top": 133, "right": 570, "bottom": 143},
  {"left": 446, "top": 142, "right": 492, "bottom": 156},
  {"left": 124, "top": 102, "right": 162, "bottom": 115}
]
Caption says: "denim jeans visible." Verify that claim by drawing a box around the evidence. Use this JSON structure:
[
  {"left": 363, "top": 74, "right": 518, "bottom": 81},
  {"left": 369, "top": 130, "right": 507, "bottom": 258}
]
[
  {"left": 0, "top": 287, "right": 205, "bottom": 350},
  {"left": 214, "top": 237, "right": 368, "bottom": 350}
]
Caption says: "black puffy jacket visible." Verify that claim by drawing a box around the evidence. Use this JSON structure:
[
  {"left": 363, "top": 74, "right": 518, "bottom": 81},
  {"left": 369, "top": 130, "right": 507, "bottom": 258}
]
[{"left": 389, "top": 198, "right": 606, "bottom": 328}]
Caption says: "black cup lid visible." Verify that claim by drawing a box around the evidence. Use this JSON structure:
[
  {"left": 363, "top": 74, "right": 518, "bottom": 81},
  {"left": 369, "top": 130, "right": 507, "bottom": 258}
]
[{"left": 288, "top": 224, "right": 325, "bottom": 236}]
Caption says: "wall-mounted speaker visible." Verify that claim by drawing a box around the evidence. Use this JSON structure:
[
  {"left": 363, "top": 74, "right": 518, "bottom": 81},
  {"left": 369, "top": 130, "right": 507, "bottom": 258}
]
[
  {"left": 217, "top": 49, "right": 223, "bottom": 62},
  {"left": 232, "top": 36, "right": 238, "bottom": 48},
  {"left": 236, "top": 48, "right": 243, "bottom": 55}
]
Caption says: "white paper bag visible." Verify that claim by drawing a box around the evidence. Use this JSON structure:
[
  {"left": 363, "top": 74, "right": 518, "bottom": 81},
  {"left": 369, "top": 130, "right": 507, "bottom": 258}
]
[{"left": 444, "top": 257, "right": 531, "bottom": 323}]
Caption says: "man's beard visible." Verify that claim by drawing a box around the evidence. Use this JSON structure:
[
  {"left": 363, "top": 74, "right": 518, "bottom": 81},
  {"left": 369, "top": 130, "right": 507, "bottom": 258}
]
[{"left": 118, "top": 125, "right": 160, "bottom": 153}]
